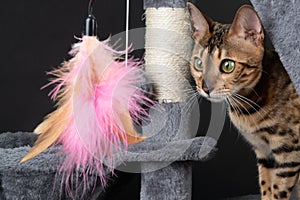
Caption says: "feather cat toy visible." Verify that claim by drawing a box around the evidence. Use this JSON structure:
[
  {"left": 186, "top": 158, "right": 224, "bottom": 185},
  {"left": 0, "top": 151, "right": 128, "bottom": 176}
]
[{"left": 21, "top": 0, "right": 150, "bottom": 195}]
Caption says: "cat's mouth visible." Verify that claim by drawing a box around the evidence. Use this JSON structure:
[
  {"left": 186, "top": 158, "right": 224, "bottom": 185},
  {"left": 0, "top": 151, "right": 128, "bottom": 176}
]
[{"left": 198, "top": 88, "right": 229, "bottom": 103}]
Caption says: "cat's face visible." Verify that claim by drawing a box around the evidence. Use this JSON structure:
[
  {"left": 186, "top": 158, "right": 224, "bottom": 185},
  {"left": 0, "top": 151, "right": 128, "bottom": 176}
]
[{"left": 188, "top": 3, "right": 265, "bottom": 102}]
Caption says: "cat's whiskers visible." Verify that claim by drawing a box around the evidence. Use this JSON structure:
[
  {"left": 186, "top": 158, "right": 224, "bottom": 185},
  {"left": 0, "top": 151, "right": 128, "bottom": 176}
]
[
  {"left": 232, "top": 94, "right": 264, "bottom": 125},
  {"left": 226, "top": 97, "right": 256, "bottom": 132},
  {"left": 229, "top": 96, "right": 261, "bottom": 130},
  {"left": 229, "top": 97, "right": 256, "bottom": 127},
  {"left": 183, "top": 87, "right": 199, "bottom": 99},
  {"left": 233, "top": 93, "right": 260, "bottom": 109},
  {"left": 231, "top": 94, "right": 257, "bottom": 114},
  {"left": 252, "top": 67, "right": 269, "bottom": 76},
  {"left": 225, "top": 97, "right": 237, "bottom": 113},
  {"left": 182, "top": 91, "right": 200, "bottom": 112},
  {"left": 209, "top": 89, "right": 230, "bottom": 101},
  {"left": 232, "top": 93, "right": 271, "bottom": 123},
  {"left": 182, "top": 87, "right": 198, "bottom": 96},
  {"left": 232, "top": 99, "right": 268, "bottom": 133},
  {"left": 225, "top": 97, "right": 244, "bottom": 140},
  {"left": 243, "top": 87, "right": 260, "bottom": 99},
  {"left": 226, "top": 96, "right": 244, "bottom": 117},
  {"left": 233, "top": 93, "right": 264, "bottom": 112},
  {"left": 233, "top": 94, "right": 275, "bottom": 130}
]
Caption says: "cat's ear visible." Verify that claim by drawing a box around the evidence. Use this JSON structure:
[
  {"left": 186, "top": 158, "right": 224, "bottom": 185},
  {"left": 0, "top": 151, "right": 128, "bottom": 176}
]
[
  {"left": 228, "top": 5, "right": 264, "bottom": 46},
  {"left": 187, "top": 2, "right": 212, "bottom": 40}
]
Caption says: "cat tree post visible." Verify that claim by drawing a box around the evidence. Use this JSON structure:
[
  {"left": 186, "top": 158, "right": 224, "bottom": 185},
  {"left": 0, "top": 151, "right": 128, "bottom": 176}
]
[{"left": 141, "top": 0, "right": 194, "bottom": 199}]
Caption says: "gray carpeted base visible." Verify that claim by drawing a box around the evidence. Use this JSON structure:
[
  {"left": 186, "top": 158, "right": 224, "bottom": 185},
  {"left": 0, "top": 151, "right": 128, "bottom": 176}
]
[
  {"left": 0, "top": 132, "right": 106, "bottom": 200},
  {"left": 0, "top": 119, "right": 216, "bottom": 200},
  {"left": 0, "top": 101, "right": 217, "bottom": 200},
  {"left": 0, "top": 132, "right": 61, "bottom": 200},
  {"left": 141, "top": 163, "right": 192, "bottom": 200}
]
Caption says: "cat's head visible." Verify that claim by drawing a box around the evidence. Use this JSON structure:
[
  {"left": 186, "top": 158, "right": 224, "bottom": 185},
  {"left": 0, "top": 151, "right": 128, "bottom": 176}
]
[{"left": 187, "top": 3, "right": 264, "bottom": 102}]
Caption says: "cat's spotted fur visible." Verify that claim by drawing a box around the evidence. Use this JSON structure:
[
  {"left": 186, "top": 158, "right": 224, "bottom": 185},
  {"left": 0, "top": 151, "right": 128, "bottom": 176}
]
[{"left": 188, "top": 3, "right": 300, "bottom": 200}]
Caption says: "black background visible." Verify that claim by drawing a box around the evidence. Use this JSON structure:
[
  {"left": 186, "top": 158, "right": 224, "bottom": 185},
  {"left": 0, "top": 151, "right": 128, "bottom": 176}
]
[{"left": 0, "top": 0, "right": 260, "bottom": 199}]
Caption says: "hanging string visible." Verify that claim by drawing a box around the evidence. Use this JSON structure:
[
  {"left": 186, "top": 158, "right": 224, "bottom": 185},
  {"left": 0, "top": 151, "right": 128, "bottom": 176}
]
[
  {"left": 88, "top": 0, "right": 94, "bottom": 16},
  {"left": 85, "top": 0, "right": 97, "bottom": 36},
  {"left": 125, "top": 0, "right": 130, "bottom": 67}
]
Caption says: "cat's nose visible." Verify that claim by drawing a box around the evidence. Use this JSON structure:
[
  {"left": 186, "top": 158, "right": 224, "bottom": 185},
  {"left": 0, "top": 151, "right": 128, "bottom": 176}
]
[{"left": 202, "top": 80, "right": 213, "bottom": 95}]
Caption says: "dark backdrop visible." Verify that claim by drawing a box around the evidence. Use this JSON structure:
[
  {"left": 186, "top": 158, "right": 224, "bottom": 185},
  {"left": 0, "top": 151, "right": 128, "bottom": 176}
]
[{"left": 0, "top": 0, "right": 259, "bottom": 199}]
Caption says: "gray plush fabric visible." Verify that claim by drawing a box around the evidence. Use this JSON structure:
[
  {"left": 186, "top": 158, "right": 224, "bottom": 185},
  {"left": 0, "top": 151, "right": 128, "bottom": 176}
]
[
  {"left": 141, "top": 163, "right": 192, "bottom": 200},
  {"left": 250, "top": 0, "right": 300, "bottom": 95},
  {"left": 143, "top": 0, "right": 188, "bottom": 9},
  {"left": 0, "top": 102, "right": 217, "bottom": 200},
  {"left": 127, "top": 102, "right": 216, "bottom": 200},
  {"left": 125, "top": 137, "right": 216, "bottom": 162},
  {"left": 123, "top": 102, "right": 216, "bottom": 161},
  {"left": 0, "top": 132, "right": 105, "bottom": 200},
  {"left": 0, "top": 132, "right": 61, "bottom": 200},
  {"left": 142, "top": 0, "right": 214, "bottom": 199}
]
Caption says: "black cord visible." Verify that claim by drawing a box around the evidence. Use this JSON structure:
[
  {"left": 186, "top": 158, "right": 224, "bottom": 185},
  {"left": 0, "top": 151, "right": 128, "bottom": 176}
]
[
  {"left": 85, "top": 0, "right": 97, "bottom": 36},
  {"left": 88, "top": 0, "right": 95, "bottom": 16}
]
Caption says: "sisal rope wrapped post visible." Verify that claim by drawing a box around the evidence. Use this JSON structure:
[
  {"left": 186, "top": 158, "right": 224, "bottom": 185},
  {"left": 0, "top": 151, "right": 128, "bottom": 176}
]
[
  {"left": 141, "top": 0, "right": 194, "bottom": 199},
  {"left": 145, "top": 5, "right": 193, "bottom": 102}
]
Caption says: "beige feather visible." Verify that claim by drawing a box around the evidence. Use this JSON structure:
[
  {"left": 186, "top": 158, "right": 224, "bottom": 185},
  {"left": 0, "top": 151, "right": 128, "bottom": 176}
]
[
  {"left": 118, "top": 107, "right": 147, "bottom": 144},
  {"left": 20, "top": 103, "right": 71, "bottom": 163}
]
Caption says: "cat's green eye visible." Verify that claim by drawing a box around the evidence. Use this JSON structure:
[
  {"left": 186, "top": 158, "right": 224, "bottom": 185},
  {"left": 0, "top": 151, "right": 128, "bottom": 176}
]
[
  {"left": 194, "top": 57, "right": 203, "bottom": 72},
  {"left": 220, "top": 60, "right": 235, "bottom": 73}
]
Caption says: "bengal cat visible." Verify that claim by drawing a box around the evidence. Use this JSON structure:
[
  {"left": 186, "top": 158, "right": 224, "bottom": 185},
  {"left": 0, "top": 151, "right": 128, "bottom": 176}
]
[{"left": 187, "top": 3, "right": 300, "bottom": 200}]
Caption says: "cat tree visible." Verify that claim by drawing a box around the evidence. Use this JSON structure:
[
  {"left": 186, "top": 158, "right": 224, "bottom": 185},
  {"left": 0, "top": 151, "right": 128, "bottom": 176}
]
[{"left": 0, "top": 0, "right": 299, "bottom": 199}]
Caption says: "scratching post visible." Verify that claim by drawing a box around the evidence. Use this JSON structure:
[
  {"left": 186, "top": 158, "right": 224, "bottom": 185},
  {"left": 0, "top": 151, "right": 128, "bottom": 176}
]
[
  {"left": 141, "top": 1, "right": 195, "bottom": 199},
  {"left": 144, "top": 5, "right": 193, "bottom": 102}
]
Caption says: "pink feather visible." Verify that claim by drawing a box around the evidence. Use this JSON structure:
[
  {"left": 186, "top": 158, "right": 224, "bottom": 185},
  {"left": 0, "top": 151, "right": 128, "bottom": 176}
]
[{"left": 22, "top": 36, "right": 152, "bottom": 198}]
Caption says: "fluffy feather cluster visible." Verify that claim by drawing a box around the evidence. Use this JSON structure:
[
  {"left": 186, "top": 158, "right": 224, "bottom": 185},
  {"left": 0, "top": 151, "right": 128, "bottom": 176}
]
[{"left": 21, "top": 36, "right": 151, "bottom": 197}]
